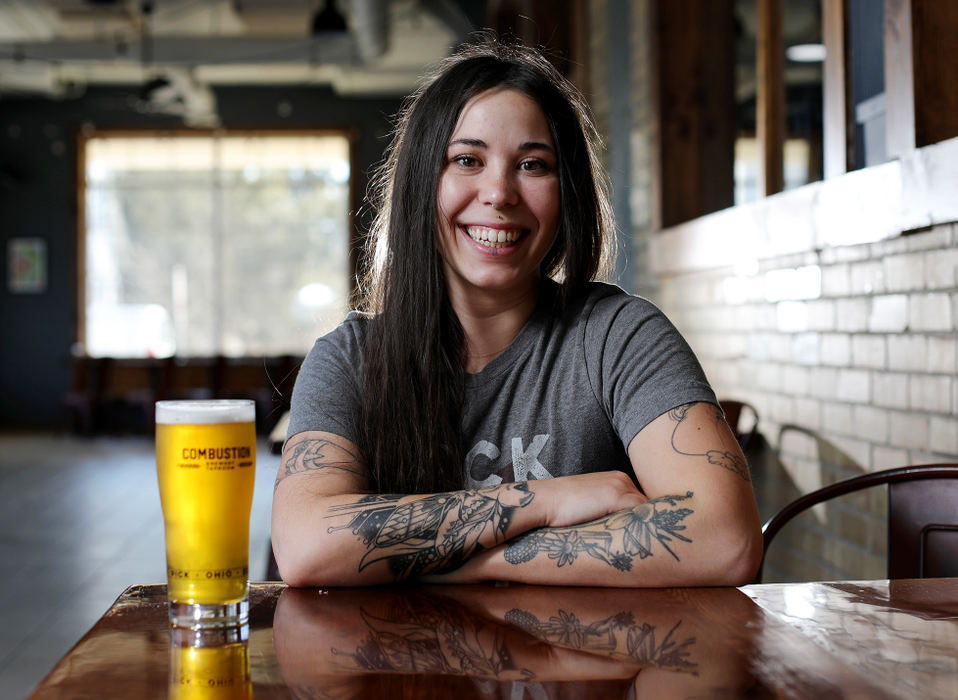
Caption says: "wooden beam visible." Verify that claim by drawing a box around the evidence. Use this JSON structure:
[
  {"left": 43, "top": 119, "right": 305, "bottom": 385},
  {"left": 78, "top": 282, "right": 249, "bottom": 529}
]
[
  {"left": 655, "top": 0, "right": 735, "bottom": 227},
  {"left": 910, "top": 0, "right": 958, "bottom": 147},
  {"left": 822, "top": 0, "right": 848, "bottom": 178},
  {"left": 884, "top": 0, "right": 915, "bottom": 158},
  {"left": 757, "top": 0, "right": 785, "bottom": 195}
]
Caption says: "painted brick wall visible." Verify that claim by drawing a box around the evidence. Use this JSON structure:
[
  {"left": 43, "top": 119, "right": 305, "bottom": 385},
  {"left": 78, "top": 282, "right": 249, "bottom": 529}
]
[{"left": 653, "top": 224, "right": 958, "bottom": 582}]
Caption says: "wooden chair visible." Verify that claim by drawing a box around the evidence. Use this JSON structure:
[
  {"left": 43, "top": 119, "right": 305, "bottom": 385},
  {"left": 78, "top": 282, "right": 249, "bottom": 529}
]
[
  {"left": 759, "top": 463, "right": 958, "bottom": 582},
  {"left": 719, "top": 399, "right": 760, "bottom": 451}
]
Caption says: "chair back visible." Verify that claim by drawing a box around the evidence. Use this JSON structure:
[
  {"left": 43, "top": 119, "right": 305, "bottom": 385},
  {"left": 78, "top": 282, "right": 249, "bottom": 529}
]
[
  {"left": 759, "top": 463, "right": 958, "bottom": 582},
  {"left": 719, "top": 399, "right": 759, "bottom": 451},
  {"left": 889, "top": 475, "right": 958, "bottom": 578}
]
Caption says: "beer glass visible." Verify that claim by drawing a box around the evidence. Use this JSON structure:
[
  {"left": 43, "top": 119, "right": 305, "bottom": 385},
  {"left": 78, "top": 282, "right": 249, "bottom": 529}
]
[
  {"left": 156, "top": 400, "right": 256, "bottom": 628},
  {"left": 169, "top": 625, "right": 252, "bottom": 699}
]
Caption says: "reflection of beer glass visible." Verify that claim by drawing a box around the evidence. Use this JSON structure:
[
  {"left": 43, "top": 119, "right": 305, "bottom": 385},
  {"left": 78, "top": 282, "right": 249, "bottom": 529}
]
[
  {"left": 156, "top": 400, "right": 256, "bottom": 628},
  {"left": 169, "top": 625, "right": 252, "bottom": 700}
]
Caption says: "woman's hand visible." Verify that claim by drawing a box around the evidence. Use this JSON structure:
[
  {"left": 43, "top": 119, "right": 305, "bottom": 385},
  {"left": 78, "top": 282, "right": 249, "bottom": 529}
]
[{"left": 532, "top": 470, "right": 648, "bottom": 528}]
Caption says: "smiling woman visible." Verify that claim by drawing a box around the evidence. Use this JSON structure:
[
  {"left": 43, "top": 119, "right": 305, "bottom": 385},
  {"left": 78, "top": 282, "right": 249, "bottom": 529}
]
[
  {"left": 437, "top": 87, "right": 561, "bottom": 328},
  {"left": 270, "top": 39, "right": 763, "bottom": 589}
]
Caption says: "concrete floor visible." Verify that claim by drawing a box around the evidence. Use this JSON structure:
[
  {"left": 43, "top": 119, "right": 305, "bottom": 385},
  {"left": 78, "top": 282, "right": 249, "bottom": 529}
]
[{"left": 0, "top": 433, "right": 280, "bottom": 699}]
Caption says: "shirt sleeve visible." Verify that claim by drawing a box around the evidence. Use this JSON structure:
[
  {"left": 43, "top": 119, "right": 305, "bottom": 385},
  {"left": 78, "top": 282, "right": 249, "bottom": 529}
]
[
  {"left": 286, "top": 317, "right": 364, "bottom": 444},
  {"left": 583, "top": 289, "right": 718, "bottom": 448}
]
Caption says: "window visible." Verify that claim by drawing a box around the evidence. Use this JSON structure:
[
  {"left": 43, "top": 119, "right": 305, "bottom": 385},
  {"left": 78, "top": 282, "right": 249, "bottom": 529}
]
[
  {"left": 733, "top": 0, "right": 824, "bottom": 206},
  {"left": 81, "top": 132, "right": 353, "bottom": 358}
]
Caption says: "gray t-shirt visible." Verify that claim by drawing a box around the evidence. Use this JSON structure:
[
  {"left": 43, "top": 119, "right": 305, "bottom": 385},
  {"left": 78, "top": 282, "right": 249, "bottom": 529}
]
[{"left": 288, "top": 281, "right": 717, "bottom": 490}]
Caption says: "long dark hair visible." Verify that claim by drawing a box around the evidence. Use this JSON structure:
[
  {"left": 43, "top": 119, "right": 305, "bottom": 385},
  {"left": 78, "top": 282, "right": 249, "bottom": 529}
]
[{"left": 356, "top": 39, "right": 614, "bottom": 494}]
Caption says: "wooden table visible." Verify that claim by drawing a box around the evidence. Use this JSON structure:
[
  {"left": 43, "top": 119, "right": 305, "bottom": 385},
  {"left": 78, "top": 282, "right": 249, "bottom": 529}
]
[{"left": 28, "top": 578, "right": 958, "bottom": 698}]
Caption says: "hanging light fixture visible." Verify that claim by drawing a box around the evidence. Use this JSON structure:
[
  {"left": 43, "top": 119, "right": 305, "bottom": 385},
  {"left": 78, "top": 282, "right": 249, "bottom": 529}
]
[{"left": 311, "top": 0, "right": 348, "bottom": 35}]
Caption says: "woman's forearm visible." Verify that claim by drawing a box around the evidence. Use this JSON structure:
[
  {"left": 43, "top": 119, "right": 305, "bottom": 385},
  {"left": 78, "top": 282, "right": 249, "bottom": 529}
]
[
  {"left": 428, "top": 492, "right": 762, "bottom": 587},
  {"left": 272, "top": 470, "right": 646, "bottom": 587}
]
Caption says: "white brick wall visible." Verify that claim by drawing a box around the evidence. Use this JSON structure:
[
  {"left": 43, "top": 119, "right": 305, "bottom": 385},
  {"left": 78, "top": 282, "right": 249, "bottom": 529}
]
[
  {"left": 869, "top": 295, "right": 909, "bottom": 332},
  {"left": 852, "top": 335, "right": 886, "bottom": 369},
  {"left": 850, "top": 260, "right": 885, "bottom": 295},
  {"left": 883, "top": 253, "right": 925, "bottom": 291},
  {"left": 889, "top": 412, "right": 930, "bottom": 451},
  {"left": 909, "top": 293, "right": 953, "bottom": 331},
  {"left": 873, "top": 372, "right": 910, "bottom": 409},
  {"left": 837, "top": 369, "right": 871, "bottom": 403},
  {"left": 837, "top": 298, "right": 870, "bottom": 331},
  {"left": 927, "top": 337, "right": 956, "bottom": 373},
  {"left": 651, "top": 225, "right": 958, "bottom": 582},
  {"left": 909, "top": 375, "right": 952, "bottom": 413},
  {"left": 887, "top": 335, "right": 927, "bottom": 372},
  {"left": 821, "top": 333, "right": 851, "bottom": 366},
  {"left": 930, "top": 416, "right": 958, "bottom": 454},
  {"left": 873, "top": 445, "right": 910, "bottom": 468},
  {"left": 853, "top": 405, "right": 889, "bottom": 437},
  {"left": 924, "top": 248, "right": 958, "bottom": 288}
]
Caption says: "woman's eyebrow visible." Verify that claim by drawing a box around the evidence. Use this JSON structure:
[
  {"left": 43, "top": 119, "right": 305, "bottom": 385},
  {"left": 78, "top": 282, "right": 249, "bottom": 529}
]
[
  {"left": 448, "top": 137, "right": 486, "bottom": 148},
  {"left": 447, "top": 138, "right": 555, "bottom": 153},
  {"left": 518, "top": 140, "right": 555, "bottom": 153}
]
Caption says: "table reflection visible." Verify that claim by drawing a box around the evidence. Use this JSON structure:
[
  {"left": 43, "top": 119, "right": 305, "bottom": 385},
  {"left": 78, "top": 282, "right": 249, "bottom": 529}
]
[
  {"left": 273, "top": 584, "right": 761, "bottom": 699},
  {"left": 168, "top": 626, "right": 252, "bottom": 700},
  {"left": 745, "top": 578, "right": 958, "bottom": 699}
]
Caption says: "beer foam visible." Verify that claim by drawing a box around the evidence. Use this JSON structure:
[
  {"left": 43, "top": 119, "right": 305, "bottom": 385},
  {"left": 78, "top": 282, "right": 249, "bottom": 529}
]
[{"left": 156, "top": 400, "right": 255, "bottom": 425}]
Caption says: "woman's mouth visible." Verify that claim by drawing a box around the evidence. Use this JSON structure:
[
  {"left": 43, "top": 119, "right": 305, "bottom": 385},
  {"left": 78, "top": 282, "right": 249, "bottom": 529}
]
[{"left": 464, "top": 225, "right": 525, "bottom": 249}]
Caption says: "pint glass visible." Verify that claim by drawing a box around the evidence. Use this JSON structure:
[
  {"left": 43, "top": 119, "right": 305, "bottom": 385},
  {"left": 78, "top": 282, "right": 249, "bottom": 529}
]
[{"left": 156, "top": 400, "right": 256, "bottom": 628}]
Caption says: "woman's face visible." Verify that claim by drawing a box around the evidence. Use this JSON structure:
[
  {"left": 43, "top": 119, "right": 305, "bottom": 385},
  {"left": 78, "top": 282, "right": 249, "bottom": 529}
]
[{"left": 436, "top": 87, "right": 560, "bottom": 306}]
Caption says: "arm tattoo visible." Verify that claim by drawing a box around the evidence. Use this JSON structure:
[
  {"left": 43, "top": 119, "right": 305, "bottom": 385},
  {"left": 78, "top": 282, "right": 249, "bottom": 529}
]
[
  {"left": 503, "top": 493, "right": 694, "bottom": 571},
  {"left": 275, "top": 438, "right": 366, "bottom": 491},
  {"left": 326, "top": 483, "right": 534, "bottom": 579},
  {"left": 334, "top": 598, "right": 534, "bottom": 681},
  {"left": 669, "top": 403, "right": 751, "bottom": 482},
  {"left": 504, "top": 608, "right": 697, "bottom": 674}
]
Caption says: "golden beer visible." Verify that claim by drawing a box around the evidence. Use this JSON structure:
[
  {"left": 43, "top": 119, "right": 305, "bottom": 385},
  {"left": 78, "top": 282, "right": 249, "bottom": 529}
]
[
  {"left": 156, "top": 400, "right": 256, "bottom": 627},
  {"left": 169, "top": 626, "right": 252, "bottom": 700}
]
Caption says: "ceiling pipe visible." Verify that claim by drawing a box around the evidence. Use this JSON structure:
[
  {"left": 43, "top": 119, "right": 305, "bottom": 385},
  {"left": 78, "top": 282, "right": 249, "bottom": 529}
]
[{"left": 349, "top": 0, "right": 389, "bottom": 62}]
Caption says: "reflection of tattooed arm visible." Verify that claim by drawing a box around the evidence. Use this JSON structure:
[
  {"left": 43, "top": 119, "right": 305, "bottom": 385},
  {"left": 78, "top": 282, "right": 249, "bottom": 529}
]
[
  {"left": 503, "top": 493, "right": 693, "bottom": 571},
  {"left": 670, "top": 403, "right": 750, "bottom": 482},
  {"left": 504, "top": 607, "right": 697, "bottom": 674},
  {"left": 326, "top": 484, "right": 535, "bottom": 579},
  {"left": 334, "top": 598, "right": 534, "bottom": 681},
  {"left": 275, "top": 438, "right": 366, "bottom": 490}
]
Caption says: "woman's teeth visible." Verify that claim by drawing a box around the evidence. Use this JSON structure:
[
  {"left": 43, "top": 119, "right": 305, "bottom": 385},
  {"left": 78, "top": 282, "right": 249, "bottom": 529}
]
[{"left": 466, "top": 225, "right": 522, "bottom": 248}]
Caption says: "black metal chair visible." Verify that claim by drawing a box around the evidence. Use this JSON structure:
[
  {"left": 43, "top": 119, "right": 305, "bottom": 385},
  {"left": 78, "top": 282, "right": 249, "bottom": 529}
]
[
  {"left": 266, "top": 539, "right": 281, "bottom": 581},
  {"left": 759, "top": 463, "right": 958, "bottom": 582},
  {"left": 719, "top": 399, "right": 760, "bottom": 451}
]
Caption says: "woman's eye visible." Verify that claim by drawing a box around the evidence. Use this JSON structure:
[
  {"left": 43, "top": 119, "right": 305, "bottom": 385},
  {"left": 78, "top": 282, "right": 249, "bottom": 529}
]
[
  {"left": 520, "top": 159, "right": 550, "bottom": 173},
  {"left": 452, "top": 155, "right": 479, "bottom": 168}
]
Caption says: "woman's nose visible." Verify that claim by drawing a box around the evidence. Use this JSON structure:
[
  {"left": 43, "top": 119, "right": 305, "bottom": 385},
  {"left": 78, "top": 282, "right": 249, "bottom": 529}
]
[{"left": 480, "top": 168, "right": 518, "bottom": 209}]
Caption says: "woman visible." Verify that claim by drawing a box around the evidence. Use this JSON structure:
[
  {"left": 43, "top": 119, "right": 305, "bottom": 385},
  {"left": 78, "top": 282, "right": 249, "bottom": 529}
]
[{"left": 271, "top": 40, "right": 762, "bottom": 587}]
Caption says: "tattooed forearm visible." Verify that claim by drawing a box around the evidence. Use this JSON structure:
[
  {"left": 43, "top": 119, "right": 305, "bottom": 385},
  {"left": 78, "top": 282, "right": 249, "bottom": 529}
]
[
  {"left": 504, "top": 608, "right": 697, "bottom": 674},
  {"left": 275, "top": 439, "right": 366, "bottom": 490},
  {"left": 326, "top": 483, "right": 535, "bottom": 579},
  {"left": 503, "top": 493, "right": 693, "bottom": 571},
  {"left": 669, "top": 403, "right": 750, "bottom": 482}
]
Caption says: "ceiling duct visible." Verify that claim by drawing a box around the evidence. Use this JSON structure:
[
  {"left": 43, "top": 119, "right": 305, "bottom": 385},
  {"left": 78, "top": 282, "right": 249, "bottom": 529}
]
[
  {"left": 0, "top": 0, "right": 465, "bottom": 97},
  {"left": 350, "top": 0, "right": 389, "bottom": 62}
]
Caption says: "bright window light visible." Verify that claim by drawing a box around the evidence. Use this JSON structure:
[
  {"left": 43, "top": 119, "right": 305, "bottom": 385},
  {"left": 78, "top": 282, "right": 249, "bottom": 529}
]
[{"left": 83, "top": 133, "right": 352, "bottom": 358}]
